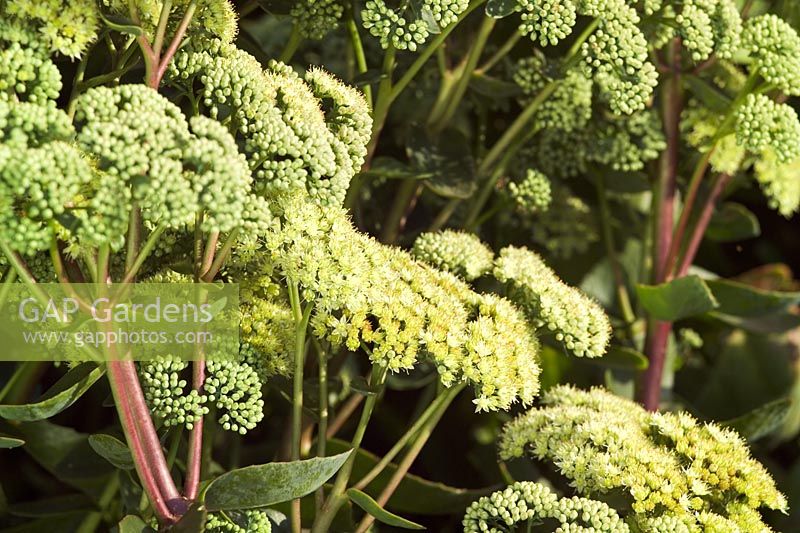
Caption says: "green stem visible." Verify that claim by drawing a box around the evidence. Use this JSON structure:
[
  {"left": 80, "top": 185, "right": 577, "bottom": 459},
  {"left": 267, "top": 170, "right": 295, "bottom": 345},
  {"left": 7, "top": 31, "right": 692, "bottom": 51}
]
[
  {"left": 166, "top": 427, "right": 183, "bottom": 469},
  {"left": 311, "top": 365, "right": 388, "bottom": 533},
  {"left": 352, "top": 387, "right": 453, "bottom": 490},
  {"left": 315, "top": 339, "right": 329, "bottom": 511},
  {"left": 121, "top": 224, "right": 166, "bottom": 284},
  {"left": 153, "top": 0, "right": 173, "bottom": 58},
  {"left": 280, "top": 26, "right": 303, "bottom": 64},
  {"left": 353, "top": 384, "right": 463, "bottom": 533},
  {"left": 288, "top": 280, "right": 313, "bottom": 533},
  {"left": 476, "top": 81, "right": 557, "bottom": 178},
  {"left": 0, "top": 361, "right": 30, "bottom": 404},
  {"left": 364, "top": 46, "right": 397, "bottom": 163},
  {"left": 389, "top": 0, "right": 484, "bottom": 103},
  {"left": 595, "top": 173, "right": 636, "bottom": 330},
  {"left": 477, "top": 31, "right": 522, "bottom": 73},
  {"left": 0, "top": 240, "right": 48, "bottom": 305},
  {"left": 430, "top": 16, "right": 495, "bottom": 133},
  {"left": 345, "top": 6, "right": 372, "bottom": 107},
  {"left": 124, "top": 205, "right": 142, "bottom": 273},
  {"left": 0, "top": 268, "right": 18, "bottom": 309},
  {"left": 67, "top": 42, "right": 93, "bottom": 119},
  {"left": 75, "top": 472, "right": 120, "bottom": 533},
  {"left": 380, "top": 178, "right": 421, "bottom": 243},
  {"left": 428, "top": 198, "right": 460, "bottom": 232},
  {"left": 201, "top": 228, "right": 239, "bottom": 282}
]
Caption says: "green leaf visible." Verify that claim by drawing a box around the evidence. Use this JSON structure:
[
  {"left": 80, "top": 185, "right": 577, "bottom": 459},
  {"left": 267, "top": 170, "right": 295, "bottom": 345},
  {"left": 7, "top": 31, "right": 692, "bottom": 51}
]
[
  {"left": 469, "top": 73, "right": 523, "bottom": 99},
  {"left": 88, "top": 434, "right": 134, "bottom": 470},
  {"left": 706, "top": 203, "right": 761, "bottom": 242},
  {"left": 115, "top": 515, "right": 156, "bottom": 533},
  {"left": 326, "top": 439, "right": 492, "bottom": 515},
  {"left": 419, "top": 7, "right": 441, "bottom": 33},
  {"left": 485, "top": 0, "right": 519, "bottom": 18},
  {"left": 204, "top": 451, "right": 352, "bottom": 511},
  {"left": 347, "top": 489, "right": 425, "bottom": 530},
  {"left": 588, "top": 346, "right": 649, "bottom": 370},
  {"left": 16, "top": 421, "right": 115, "bottom": 498},
  {"left": 685, "top": 75, "right": 732, "bottom": 114},
  {"left": 706, "top": 278, "right": 800, "bottom": 317},
  {"left": 636, "top": 276, "right": 719, "bottom": 321},
  {"left": 407, "top": 127, "right": 477, "bottom": 199},
  {"left": 0, "top": 434, "right": 23, "bottom": 448},
  {"left": 99, "top": 12, "right": 143, "bottom": 36},
  {"left": 361, "top": 157, "right": 433, "bottom": 181},
  {"left": 0, "top": 363, "right": 104, "bottom": 422},
  {"left": 723, "top": 398, "right": 792, "bottom": 441}
]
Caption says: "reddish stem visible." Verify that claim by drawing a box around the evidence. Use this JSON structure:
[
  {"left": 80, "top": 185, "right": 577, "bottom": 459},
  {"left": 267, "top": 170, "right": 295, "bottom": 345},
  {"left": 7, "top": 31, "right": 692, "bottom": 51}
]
[
  {"left": 676, "top": 173, "right": 733, "bottom": 277},
  {"left": 151, "top": 4, "right": 196, "bottom": 88},
  {"left": 107, "top": 361, "right": 186, "bottom": 522},
  {"left": 184, "top": 360, "right": 206, "bottom": 500},
  {"left": 653, "top": 41, "right": 682, "bottom": 283},
  {"left": 663, "top": 149, "right": 714, "bottom": 281},
  {"left": 641, "top": 321, "right": 673, "bottom": 411},
  {"left": 640, "top": 39, "right": 682, "bottom": 410}
]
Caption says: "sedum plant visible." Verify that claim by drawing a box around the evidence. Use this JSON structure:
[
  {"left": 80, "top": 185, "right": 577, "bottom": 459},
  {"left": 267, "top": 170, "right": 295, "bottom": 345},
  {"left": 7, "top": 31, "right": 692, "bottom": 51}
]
[
  {"left": 482, "top": 385, "right": 787, "bottom": 532},
  {"left": 0, "top": 0, "right": 799, "bottom": 532}
]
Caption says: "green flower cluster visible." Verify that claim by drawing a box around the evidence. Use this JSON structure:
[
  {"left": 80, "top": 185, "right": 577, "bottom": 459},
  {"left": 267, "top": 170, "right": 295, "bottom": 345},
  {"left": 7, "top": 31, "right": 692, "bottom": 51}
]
[
  {"left": 513, "top": 0, "right": 657, "bottom": 115},
  {"left": 499, "top": 385, "right": 787, "bottom": 531},
  {"left": 463, "top": 481, "right": 629, "bottom": 533},
  {"left": 754, "top": 150, "right": 800, "bottom": 217},
  {"left": 682, "top": 102, "right": 745, "bottom": 175},
  {"left": 517, "top": 0, "right": 576, "bottom": 47},
  {"left": 591, "top": 109, "right": 666, "bottom": 172},
  {"left": 361, "top": 0, "right": 470, "bottom": 51},
  {"left": 239, "top": 294, "right": 295, "bottom": 381},
  {"left": 102, "top": 0, "right": 238, "bottom": 44},
  {"left": 506, "top": 169, "right": 552, "bottom": 214},
  {"left": 265, "top": 193, "right": 541, "bottom": 412},
  {"left": 74, "top": 84, "right": 260, "bottom": 235},
  {"left": 205, "top": 509, "right": 272, "bottom": 532},
  {"left": 290, "top": 0, "right": 343, "bottom": 40},
  {"left": 521, "top": 105, "right": 664, "bottom": 179},
  {"left": 513, "top": 55, "right": 593, "bottom": 133},
  {"left": 581, "top": 0, "right": 658, "bottom": 115},
  {"left": 734, "top": 93, "right": 800, "bottom": 164},
  {"left": 139, "top": 357, "right": 208, "bottom": 430},
  {"left": 742, "top": 14, "right": 800, "bottom": 96},
  {"left": 167, "top": 40, "right": 372, "bottom": 206},
  {"left": 0, "top": 99, "right": 93, "bottom": 255},
  {"left": 0, "top": 42, "right": 61, "bottom": 103},
  {"left": 411, "top": 230, "right": 495, "bottom": 281},
  {"left": 494, "top": 246, "right": 610, "bottom": 358},
  {"left": 139, "top": 356, "right": 265, "bottom": 434},
  {"left": 498, "top": 181, "right": 598, "bottom": 258},
  {"left": 647, "top": 0, "right": 742, "bottom": 62},
  {"left": 205, "top": 360, "right": 265, "bottom": 434},
  {"left": 1, "top": 0, "right": 98, "bottom": 57}
]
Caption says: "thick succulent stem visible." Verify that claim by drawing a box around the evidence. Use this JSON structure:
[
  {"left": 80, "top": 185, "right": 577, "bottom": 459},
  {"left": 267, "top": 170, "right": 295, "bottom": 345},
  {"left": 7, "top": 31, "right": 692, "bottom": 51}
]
[
  {"left": 312, "top": 366, "right": 387, "bottom": 533},
  {"left": 641, "top": 39, "right": 682, "bottom": 410},
  {"left": 353, "top": 384, "right": 463, "bottom": 533}
]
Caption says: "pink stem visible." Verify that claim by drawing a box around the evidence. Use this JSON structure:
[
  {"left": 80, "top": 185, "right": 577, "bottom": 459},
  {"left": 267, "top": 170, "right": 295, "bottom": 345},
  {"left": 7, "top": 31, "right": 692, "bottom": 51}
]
[
  {"left": 676, "top": 173, "right": 732, "bottom": 277},
  {"left": 183, "top": 360, "right": 206, "bottom": 500}
]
